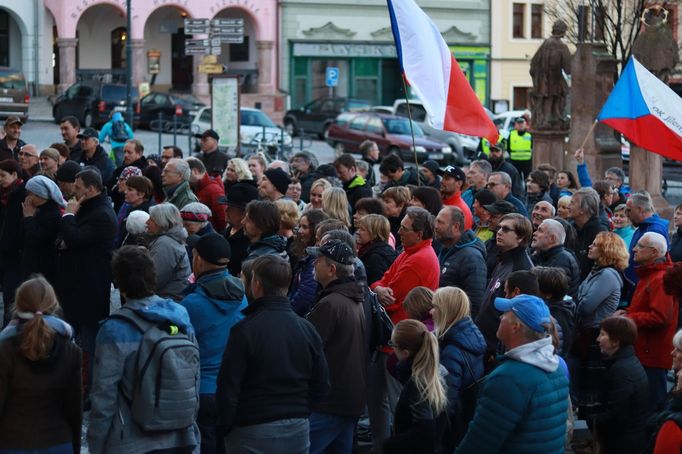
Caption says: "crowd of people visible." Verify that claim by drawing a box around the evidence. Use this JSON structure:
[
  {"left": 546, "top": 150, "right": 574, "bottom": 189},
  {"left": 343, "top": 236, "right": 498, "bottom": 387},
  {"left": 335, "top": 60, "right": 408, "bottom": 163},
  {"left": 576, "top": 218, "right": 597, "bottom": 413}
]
[{"left": 2, "top": 112, "right": 682, "bottom": 454}]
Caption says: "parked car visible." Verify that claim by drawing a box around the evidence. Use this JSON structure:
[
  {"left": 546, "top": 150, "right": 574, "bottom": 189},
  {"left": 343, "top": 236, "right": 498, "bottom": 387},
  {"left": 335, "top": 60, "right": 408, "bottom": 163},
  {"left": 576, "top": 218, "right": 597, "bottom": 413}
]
[
  {"left": 326, "top": 112, "right": 453, "bottom": 165},
  {"left": 284, "top": 97, "right": 371, "bottom": 139},
  {"left": 393, "top": 98, "right": 491, "bottom": 165},
  {"left": 139, "top": 92, "right": 205, "bottom": 130},
  {"left": 371, "top": 105, "right": 393, "bottom": 114},
  {"left": 0, "top": 68, "right": 29, "bottom": 122},
  {"left": 191, "top": 106, "right": 292, "bottom": 151},
  {"left": 52, "top": 81, "right": 140, "bottom": 128}
]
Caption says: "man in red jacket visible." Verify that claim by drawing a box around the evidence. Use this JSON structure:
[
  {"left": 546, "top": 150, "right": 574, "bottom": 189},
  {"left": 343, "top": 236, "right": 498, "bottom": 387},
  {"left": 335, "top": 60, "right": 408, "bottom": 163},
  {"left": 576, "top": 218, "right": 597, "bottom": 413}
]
[
  {"left": 369, "top": 206, "right": 440, "bottom": 452},
  {"left": 619, "top": 231, "right": 676, "bottom": 412},
  {"left": 187, "top": 157, "right": 227, "bottom": 232},
  {"left": 439, "top": 165, "right": 473, "bottom": 230}
]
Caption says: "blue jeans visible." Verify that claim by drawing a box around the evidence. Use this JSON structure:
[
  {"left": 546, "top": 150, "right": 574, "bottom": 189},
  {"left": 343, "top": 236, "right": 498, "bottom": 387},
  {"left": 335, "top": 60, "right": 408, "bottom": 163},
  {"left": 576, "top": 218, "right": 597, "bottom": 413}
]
[
  {"left": 225, "top": 418, "right": 309, "bottom": 454},
  {"left": 309, "top": 412, "right": 356, "bottom": 454},
  {"left": 0, "top": 443, "right": 72, "bottom": 454}
]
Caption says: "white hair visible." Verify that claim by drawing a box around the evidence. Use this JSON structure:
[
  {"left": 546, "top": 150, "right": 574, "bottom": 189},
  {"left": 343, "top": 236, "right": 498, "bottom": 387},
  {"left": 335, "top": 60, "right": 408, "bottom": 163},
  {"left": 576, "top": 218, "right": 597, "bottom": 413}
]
[
  {"left": 125, "top": 210, "right": 150, "bottom": 235},
  {"left": 535, "top": 201, "right": 556, "bottom": 216},
  {"left": 167, "top": 158, "right": 190, "bottom": 181},
  {"left": 541, "top": 218, "right": 566, "bottom": 245},
  {"left": 641, "top": 231, "right": 668, "bottom": 256}
]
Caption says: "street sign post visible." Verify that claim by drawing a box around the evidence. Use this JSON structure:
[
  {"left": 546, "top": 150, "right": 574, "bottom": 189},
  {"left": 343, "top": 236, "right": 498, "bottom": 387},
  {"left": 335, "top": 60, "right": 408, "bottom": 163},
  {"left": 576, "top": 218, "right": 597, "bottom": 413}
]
[
  {"left": 211, "top": 18, "right": 244, "bottom": 27},
  {"left": 184, "top": 18, "right": 210, "bottom": 35},
  {"left": 326, "top": 67, "right": 339, "bottom": 96}
]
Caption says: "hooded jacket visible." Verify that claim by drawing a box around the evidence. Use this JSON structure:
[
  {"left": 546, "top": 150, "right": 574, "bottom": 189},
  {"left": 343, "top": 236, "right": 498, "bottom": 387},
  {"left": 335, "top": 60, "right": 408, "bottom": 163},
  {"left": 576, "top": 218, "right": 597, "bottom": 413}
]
[
  {"left": 455, "top": 337, "right": 569, "bottom": 454},
  {"left": 245, "top": 233, "right": 289, "bottom": 262},
  {"left": 576, "top": 266, "right": 623, "bottom": 329},
  {"left": 194, "top": 173, "right": 227, "bottom": 232},
  {"left": 625, "top": 214, "right": 670, "bottom": 284},
  {"left": 88, "top": 295, "right": 200, "bottom": 454},
  {"left": 532, "top": 245, "right": 581, "bottom": 299},
  {"left": 307, "top": 277, "right": 367, "bottom": 417},
  {"left": 98, "top": 111, "right": 133, "bottom": 150},
  {"left": 593, "top": 345, "right": 650, "bottom": 453},
  {"left": 547, "top": 297, "right": 576, "bottom": 357},
  {"left": 627, "top": 257, "right": 678, "bottom": 369},
  {"left": 148, "top": 225, "right": 191, "bottom": 300},
  {"left": 180, "top": 268, "right": 247, "bottom": 394},
  {"left": 438, "top": 230, "right": 487, "bottom": 314},
  {"left": 343, "top": 175, "right": 372, "bottom": 212}
]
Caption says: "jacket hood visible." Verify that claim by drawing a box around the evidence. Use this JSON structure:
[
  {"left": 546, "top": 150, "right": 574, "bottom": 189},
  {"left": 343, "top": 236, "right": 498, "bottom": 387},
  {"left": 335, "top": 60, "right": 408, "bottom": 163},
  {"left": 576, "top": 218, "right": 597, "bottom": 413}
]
[
  {"left": 549, "top": 296, "right": 576, "bottom": 318},
  {"left": 127, "top": 294, "right": 194, "bottom": 333},
  {"left": 195, "top": 268, "right": 247, "bottom": 309},
  {"left": 253, "top": 234, "right": 288, "bottom": 252},
  {"left": 442, "top": 316, "right": 486, "bottom": 356},
  {"left": 504, "top": 336, "right": 559, "bottom": 372},
  {"left": 319, "top": 276, "right": 365, "bottom": 303},
  {"left": 454, "top": 230, "right": 486, "bottom": 255},
  {"left": 156, "top": 224, "right": 188, "bottom": 244},
  {"left": 636, "top": 256, "right": 673, "bottom": 277},
  {"left": 112, "top": 112, "right": 124, "bottom": 122}
]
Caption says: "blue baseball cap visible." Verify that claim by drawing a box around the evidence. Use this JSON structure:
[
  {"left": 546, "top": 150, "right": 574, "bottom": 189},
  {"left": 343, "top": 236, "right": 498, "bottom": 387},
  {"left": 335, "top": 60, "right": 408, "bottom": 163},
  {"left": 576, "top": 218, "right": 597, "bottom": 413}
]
[{"left": 494, "top": 294, "right": 551, "bottom": 333}]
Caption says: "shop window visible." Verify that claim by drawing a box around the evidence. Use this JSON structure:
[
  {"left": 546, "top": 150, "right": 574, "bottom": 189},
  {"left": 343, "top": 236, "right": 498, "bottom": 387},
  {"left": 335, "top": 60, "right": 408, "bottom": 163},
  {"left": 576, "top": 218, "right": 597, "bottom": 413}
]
[
  {"left": 513, "top": 87, "right": 530, "bottom": 110},
  {"left": 531, "top": 4, "right": 543, "bottom": 38},
  {"left": 230, "top": 36, "right": 249, "bottom": 62},
  {"left": 513, "top": 4, "right": 525, "bottom": 38}
]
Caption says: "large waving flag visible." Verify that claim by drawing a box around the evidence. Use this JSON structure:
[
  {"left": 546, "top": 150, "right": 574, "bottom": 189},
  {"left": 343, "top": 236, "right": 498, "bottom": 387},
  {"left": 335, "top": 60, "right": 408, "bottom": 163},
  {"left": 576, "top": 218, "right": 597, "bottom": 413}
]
[
  {"left": 598, "top": 56, "right": 682, "bottom": 160},
  {"left": 387, "top": 0, "right": 498, "bottom": 143}
]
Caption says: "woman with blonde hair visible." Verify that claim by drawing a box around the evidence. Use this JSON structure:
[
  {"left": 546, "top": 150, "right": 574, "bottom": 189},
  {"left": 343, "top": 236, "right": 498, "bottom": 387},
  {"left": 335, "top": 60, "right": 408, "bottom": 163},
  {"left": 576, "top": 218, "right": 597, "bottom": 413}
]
[
  {"left": 321, "top": 187, "right": 351, "bottom": 228},
  {"left": 306, "top": 178, "right": 332, "bottom": 211},
  {"left": 223, "top": 157, "right": 254, "bottom": 191},
  {"left": 0, "top": 277, "right": 82, "bottom": 452},
  {"left": 356, "top": 213, "right": 397, "bottom": 285},
  {"left": 275, "top": 198, "right": 300, "bottom": 240},
  {"left": 384, "top": 319, "right": 447, "bottom": 453},
  {"left": 431, "top": 286, "right": 486, "bottom": 449},
  {"left": 247, "top": 152, "right": 267, "bottom": 183}
]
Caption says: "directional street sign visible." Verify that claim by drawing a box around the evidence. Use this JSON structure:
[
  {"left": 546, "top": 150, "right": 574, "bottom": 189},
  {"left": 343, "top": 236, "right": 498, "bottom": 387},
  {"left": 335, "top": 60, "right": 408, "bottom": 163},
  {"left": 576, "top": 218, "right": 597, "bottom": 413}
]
[
  {"left": 213, "top": 35, "right": 244, "bottom": 43},
  {"left": 212, "top": 26, "right": 244, "bottom": 34},
  {"left": 185, "top": 39, "right": 210, "bottom": 47},
  {"left": 184, "top": 19, "right": 210, "bottom": 35},
  {"left": 199, "top": 64, "right": 224, "bottom": 74},
  {"left": 326, "top": 67, "right": 339, "bottom": 87},
  {"left": 211, "top": 47, "right": 222, "bottom": 56},
  {"left": 184, "top": 18, "right": 245, "bottom": 55},
  {"left": 211, "top": 18, "right": 244, "bottom": 27},
  {"left": 185, "top": 47, "right": 210, "bottom": 55}
]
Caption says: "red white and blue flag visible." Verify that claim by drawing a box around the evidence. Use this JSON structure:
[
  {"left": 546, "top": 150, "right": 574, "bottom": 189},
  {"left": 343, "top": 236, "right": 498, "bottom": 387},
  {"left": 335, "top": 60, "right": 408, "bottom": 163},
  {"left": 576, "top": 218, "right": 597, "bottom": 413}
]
[
  {"left": 386, "top": 0, "right": 498, "bottom": 143},
  {"left": 598, "top": 56, "right": 682, "bottom": 160}
]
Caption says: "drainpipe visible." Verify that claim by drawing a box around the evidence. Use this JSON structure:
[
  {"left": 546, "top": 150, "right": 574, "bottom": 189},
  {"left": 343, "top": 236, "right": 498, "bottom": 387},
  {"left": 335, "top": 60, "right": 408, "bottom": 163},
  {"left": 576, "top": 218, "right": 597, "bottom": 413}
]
[{"left": 34, "top": 0, "right": 40, "bottom": 95}]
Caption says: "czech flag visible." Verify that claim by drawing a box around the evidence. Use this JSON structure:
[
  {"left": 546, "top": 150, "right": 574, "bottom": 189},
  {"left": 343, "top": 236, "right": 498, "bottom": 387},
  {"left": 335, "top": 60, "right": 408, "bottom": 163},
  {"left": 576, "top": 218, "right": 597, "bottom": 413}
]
[
  {"left": 598, "top": 56, "right": 682, "bottom": 160},
  {"left": 387, "top": 0, "right": 498, "bottom": 143}
]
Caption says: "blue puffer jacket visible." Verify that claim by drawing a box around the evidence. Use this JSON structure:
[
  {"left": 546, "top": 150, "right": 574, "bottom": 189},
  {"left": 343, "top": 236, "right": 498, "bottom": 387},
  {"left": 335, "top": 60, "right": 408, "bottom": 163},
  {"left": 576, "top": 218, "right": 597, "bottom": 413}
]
[
  {"left": 180, "top": 268, "right": 247, "bottom": 394},
  {"left": 88, "top": 295, "right": 200, "bottom": 454},
  {"left": 289, "top": 255, "right": 319, "bottom": 316},
  {"left": 439, "top": 317, "right": 486, "bottom": 434},
  {"left": 625, "top": 213, "right": 669, "bottom": 284},
  {"left": 455, "top": 336, "right": 569, "bottom": 454}
]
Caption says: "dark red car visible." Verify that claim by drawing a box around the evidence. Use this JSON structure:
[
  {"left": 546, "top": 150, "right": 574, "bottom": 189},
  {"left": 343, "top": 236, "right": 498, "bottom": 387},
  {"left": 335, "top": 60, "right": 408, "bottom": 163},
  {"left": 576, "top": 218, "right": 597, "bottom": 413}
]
[{"left": 325, "top": 112, "right": 454, "bottom": 164}]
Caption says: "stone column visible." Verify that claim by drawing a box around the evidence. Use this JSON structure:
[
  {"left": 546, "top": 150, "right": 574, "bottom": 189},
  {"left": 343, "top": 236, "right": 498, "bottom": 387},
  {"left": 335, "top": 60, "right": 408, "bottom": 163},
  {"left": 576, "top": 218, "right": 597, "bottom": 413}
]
[
  {"left": 57, "top": 38, "right": 78, "bottom": 94},
  {"left": 532, "top": 130, "right": 568, "bottom": 172},
  {"left": 567, "top": 43, "right": 621, "bottom": 178},
  {"left": 192, "top": 54, "right": 209, "bottom": 101},
  {"left": 256, "top": 40, "right": 274, "bottom": 94},
  {"left": 129, "top": 39, "right": 146, "bottom": 87}
]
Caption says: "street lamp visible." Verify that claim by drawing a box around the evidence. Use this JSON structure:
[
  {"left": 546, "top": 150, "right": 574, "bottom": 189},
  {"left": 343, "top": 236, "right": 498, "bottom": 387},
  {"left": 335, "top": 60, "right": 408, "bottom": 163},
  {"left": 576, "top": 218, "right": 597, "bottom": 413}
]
[{"left": 125, "top": 0, "right": 133, "bottom": 126}]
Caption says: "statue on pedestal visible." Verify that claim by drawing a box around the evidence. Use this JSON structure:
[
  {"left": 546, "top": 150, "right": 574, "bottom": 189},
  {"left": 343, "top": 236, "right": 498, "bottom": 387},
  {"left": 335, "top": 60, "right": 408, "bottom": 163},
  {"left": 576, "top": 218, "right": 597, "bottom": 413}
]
[
  {"left": 632, "top": 5, "right": 679, "bottom": 83},
  {"left": 529, "top": 20, "right": 572, "bottom": 131}
]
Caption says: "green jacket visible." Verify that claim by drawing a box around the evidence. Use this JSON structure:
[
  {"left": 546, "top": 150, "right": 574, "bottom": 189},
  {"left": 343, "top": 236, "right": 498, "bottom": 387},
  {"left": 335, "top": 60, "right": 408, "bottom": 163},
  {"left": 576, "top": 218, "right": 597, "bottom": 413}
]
[{"left": 165, "top": 181, "right": 199, "bottom": 211}]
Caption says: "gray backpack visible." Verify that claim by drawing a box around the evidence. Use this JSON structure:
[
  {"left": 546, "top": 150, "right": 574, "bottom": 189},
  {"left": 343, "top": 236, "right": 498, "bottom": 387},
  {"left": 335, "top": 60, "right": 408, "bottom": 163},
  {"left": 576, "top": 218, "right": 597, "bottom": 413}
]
[{"left": 111, "top": 307, "right": 200, "bottom": 432}]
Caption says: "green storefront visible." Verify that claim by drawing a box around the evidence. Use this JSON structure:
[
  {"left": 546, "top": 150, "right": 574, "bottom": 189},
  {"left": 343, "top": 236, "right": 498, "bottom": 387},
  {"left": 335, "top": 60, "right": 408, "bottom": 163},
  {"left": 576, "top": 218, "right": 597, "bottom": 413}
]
[{"left": 289, "top": 42, "right": 490, "bottom": 109}]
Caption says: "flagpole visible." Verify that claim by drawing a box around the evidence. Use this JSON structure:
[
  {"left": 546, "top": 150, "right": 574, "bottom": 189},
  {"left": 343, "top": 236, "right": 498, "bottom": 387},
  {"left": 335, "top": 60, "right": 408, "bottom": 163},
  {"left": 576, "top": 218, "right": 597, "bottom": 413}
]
[
  {"left": 400, "top": 77, "right": 421, "bottom": 186},
  {"left": 580, "top": 120, "right": 598, "bottom": 149}
]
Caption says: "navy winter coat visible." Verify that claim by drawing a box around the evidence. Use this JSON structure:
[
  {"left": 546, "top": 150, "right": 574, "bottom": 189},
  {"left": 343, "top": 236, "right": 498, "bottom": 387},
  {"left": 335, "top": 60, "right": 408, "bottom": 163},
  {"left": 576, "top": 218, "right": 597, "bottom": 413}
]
[{"left": 437, "top": 230, "right": 487, "bottom": 314}]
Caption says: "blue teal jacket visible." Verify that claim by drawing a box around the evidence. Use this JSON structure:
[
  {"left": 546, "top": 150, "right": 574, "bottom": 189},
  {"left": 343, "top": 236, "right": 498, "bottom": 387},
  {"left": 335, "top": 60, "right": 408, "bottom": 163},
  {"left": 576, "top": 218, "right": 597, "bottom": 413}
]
[
  {"left": 180, "top": 268, "right": 247, "bottom": 394},
  {"left": 98, "top": 112, "right": 133, "bottom": 149},
  {"left": 455, "top": 337, "right": 569, "bottom": 454}
]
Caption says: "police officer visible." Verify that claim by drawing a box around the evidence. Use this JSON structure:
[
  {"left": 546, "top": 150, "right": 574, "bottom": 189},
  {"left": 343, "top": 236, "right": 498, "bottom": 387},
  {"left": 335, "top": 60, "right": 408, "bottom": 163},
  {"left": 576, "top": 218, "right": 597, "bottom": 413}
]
[{"left": 508, "top": 117, "right": 533, "bottom": 179}]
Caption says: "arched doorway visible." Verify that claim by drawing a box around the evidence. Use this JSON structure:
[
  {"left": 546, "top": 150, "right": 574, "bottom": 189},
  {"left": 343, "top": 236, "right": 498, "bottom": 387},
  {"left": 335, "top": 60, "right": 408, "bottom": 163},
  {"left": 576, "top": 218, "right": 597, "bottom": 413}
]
[
  {"left": 0, "top": 8, "right": 24, "bottom": 69},
  {"left": 143, "top": 6, "right": 193, "bottom": 92},
  {"left": 75, "top": 4, "right": 126, "bottom": 82},
  {"left": 213, "top": 8, "right": 258, "bottom": 93}
]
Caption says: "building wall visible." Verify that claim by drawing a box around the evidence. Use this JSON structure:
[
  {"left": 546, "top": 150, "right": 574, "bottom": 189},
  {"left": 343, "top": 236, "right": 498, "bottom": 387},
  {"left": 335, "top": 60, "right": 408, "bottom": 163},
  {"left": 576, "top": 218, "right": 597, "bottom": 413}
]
[{"left": 76, "top": 5, "right": 125, "bottom": 70}]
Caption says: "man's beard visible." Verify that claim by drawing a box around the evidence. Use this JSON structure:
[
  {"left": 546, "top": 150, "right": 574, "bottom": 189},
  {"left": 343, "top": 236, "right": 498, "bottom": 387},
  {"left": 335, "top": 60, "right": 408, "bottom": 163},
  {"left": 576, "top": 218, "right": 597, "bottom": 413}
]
[{"left": 488, "top": 155, "right": 504, "bottom": 166}]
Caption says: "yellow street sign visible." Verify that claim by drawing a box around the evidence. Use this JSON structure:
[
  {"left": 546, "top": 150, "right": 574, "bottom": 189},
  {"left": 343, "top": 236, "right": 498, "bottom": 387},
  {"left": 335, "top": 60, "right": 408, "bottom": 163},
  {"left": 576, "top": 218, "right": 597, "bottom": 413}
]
[
  {"left": 199, "top": 64, "right": 224, "bottom": 74},
  {"left": 202, "top": 55, "right": 218, "bottom": 64}
]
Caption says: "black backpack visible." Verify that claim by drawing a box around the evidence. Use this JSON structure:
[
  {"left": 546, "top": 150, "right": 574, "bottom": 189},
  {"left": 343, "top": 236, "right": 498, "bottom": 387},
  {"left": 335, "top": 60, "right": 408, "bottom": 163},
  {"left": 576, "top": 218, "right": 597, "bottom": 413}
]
[
  {"left": 111, "top": 120, "right": 129, "bottom": 142},
  {"left": 366, "top": 290, "right": 394, "bottom": 353}
]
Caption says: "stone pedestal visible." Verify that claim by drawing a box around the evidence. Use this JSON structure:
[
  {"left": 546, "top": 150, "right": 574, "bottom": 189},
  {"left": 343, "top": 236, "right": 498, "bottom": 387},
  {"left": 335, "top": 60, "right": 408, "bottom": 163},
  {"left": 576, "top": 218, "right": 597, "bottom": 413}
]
[
  {"left": 630, "top": 146, "right": 671, "bottom": 217},
  {"left": 130, "top": 39, "right": 146, "bottom": 87},
  {"left": 57, "top": 38, "right": 78, "bottom": 94},
  {"left": 568, "top": 43, "right": 621, "bottom": 178},
  {"left": 532, "top": 130, "right": 568, "bottom": 171}
]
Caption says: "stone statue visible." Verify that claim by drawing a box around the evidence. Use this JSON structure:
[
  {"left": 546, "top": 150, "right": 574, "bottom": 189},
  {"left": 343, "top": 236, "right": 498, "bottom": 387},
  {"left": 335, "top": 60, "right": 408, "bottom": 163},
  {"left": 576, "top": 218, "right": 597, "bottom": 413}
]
[
  {"left": 529, "top": 20, "right": 572, "bottom": 131},
  {"left": 632, "top": 5, "right": 679, "bottom": 82}
]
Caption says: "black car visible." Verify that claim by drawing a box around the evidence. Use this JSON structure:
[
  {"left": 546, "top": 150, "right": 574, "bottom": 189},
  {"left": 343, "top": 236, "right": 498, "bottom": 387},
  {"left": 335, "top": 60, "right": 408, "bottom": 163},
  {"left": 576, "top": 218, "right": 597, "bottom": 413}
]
[
  {"left": 52, "top": 81, "right": 140, "bottom": 128},
  {"left": 139, "top": 92, "right": 205, "bottom": 130},
  {"left": 283, "top": 97, "right": 370, "bottom": 139}
]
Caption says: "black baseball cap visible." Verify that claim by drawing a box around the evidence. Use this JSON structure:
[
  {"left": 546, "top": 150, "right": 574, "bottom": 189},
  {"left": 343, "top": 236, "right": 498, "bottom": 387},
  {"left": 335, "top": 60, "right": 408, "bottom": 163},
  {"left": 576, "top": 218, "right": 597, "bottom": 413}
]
[
  {"left": 483, "top": 200, "right": 516, "bottom": 215},
  {"left": 77, "top": 127, "right": 98, "bottom": 139},
  {"left": 202, "top": 129, "right": 220, "bottom": 141},
  {"left": 306, "top": 239, "right": 355, "bottom": 265},
  {"left": 438, "top": 165, "right": 466, "bottom": 181},
  {"left": 187, "top": 233, "right": 231, "bottom": 266}
]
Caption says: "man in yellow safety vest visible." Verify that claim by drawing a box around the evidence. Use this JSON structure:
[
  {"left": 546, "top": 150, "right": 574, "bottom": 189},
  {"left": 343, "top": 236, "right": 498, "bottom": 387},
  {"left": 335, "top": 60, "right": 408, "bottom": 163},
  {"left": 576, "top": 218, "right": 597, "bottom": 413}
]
[{"left": 508, "top": 117, "right": 533, "bottom": 178}]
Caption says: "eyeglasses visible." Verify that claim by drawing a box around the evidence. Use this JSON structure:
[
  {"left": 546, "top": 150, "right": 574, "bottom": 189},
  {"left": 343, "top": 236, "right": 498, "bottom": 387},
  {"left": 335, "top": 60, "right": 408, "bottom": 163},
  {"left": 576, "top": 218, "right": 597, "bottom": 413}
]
[
  {"left": 398, "top": 224, "right": 414, "bottom": 232},
  {"left": 634, "top": 243, "right": 656, "bottom": 251},
  {"left": 486, "top": 182, "right": 501, "bottom": 189},
  {"left": 498, "top": 225, "right": 516, "bottom": 234},
  {"left": 18, "top": 151, "right": 37, "bottom": 158}
]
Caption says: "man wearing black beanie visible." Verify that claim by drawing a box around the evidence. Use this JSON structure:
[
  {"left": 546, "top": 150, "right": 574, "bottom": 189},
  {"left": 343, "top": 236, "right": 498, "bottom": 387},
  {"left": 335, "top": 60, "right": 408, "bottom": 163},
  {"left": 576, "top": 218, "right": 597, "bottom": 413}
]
[{"left": 259, "top": 167, "right": 291, "bottom": 201}]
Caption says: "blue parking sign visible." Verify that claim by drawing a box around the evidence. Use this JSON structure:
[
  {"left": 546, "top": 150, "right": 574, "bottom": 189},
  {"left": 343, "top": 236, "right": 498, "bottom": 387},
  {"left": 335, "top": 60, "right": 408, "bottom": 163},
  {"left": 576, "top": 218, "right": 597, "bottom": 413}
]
[{"left": 326, "top": 67, "right": 339, "bottom": 87}]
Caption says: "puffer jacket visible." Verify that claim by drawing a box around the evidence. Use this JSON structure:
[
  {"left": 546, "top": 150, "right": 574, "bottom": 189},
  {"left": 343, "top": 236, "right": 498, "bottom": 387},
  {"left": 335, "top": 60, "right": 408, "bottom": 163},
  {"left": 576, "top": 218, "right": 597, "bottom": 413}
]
[
  {"left": 88, "top": 296, "right": 200, "bottom": 454},
  {"left": 437, "top": 230, "right": 487, "bottom": 315},
  {"left": 532, "top": 245, "right": 581, "bottom": 299},
  {"left": 179, "top": 268, "right": 247, "bottom": 394},
  {"left": 576, "top": 266, "right": 622, "bottom": 329},
  {"left": 455, "top": 337, "right": 569, "bottom": 454},
  {"left": 439, "top": 317, "right": 486, "bottom": 443},
  {"left": 245, "top": 234, "right": 289, "bottom": 262},
  {"left": 627, "top": 257, "right": 677, "bottom": 369},
  {"left": 148, "top": 225, "right": 191, "bottom": 300}
]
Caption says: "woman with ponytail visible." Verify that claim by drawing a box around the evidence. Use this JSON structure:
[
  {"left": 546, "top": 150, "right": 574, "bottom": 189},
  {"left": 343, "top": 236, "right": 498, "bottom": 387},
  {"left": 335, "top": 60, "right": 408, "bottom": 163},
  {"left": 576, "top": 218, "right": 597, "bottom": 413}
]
[
  {"left": 383, "top": 319, "right": 448, "bottom": 454},
  {"left": 0, "top": 277, "right": 82, "bottom": 453}
]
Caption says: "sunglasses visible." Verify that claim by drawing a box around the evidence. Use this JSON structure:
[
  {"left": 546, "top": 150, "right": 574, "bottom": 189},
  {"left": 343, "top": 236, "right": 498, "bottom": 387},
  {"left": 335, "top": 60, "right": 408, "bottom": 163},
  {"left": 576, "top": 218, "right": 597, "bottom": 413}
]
[{"left": 498, "top": 225, "right": 516, "bottom": 234}]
